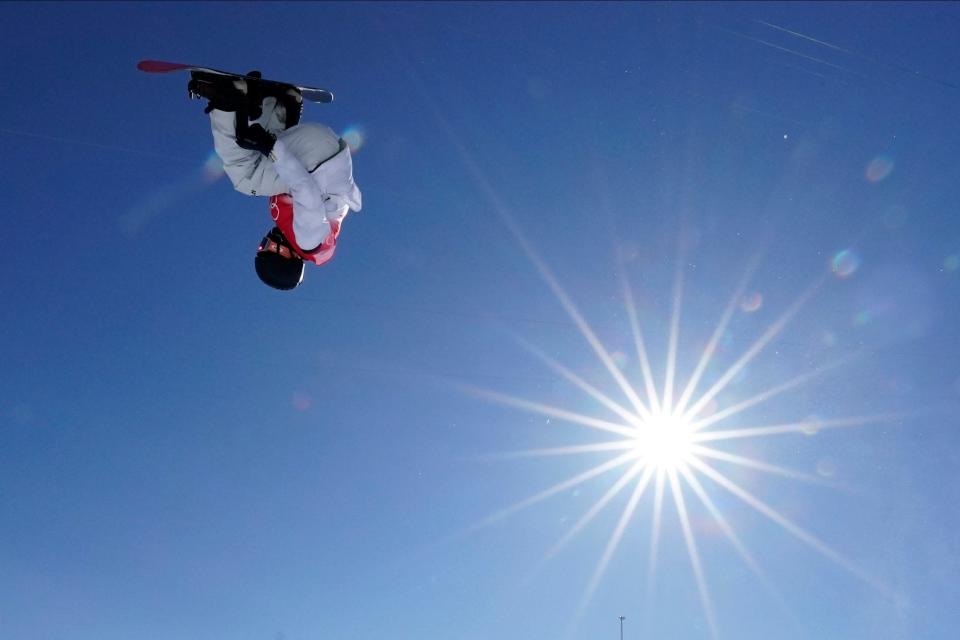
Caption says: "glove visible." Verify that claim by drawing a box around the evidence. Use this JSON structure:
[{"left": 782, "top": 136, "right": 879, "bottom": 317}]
[{"left": 236, "top": 120, "right": 276, "bottom": 156}]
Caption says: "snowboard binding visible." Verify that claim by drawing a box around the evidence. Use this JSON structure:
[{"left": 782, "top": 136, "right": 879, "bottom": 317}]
[
  {"left": 188, "top": 71, "right": 249, "bottom": 114},
  {"left": 188, "top": 70, "right": 303, "bottom": 125}
]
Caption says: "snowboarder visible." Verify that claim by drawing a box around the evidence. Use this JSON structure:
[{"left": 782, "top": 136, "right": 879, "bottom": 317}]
[{"left": 188, "top": 71, "right": 362, "bottom": 291}]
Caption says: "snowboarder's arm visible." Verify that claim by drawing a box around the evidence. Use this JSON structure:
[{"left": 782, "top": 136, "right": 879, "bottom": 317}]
[
  {"left": 208, "top": 109, "right": 288, "bottom": 197},
  {"left": 233, "top": 115, "right": 326, "bottom": 209}
]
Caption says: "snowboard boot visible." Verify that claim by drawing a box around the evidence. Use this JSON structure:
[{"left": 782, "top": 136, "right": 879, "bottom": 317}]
[
  {"left": 188, "top": 71, "right": 249, "bottom": 114},
  {"left": 279, "top": 88, "right": 303, "bottom": 128},
  {"left": 241, "top": 71, "right": 264, "bottom": 120},
  {"left": 241, "top": 71, "right": 303, "bottom": 126}
]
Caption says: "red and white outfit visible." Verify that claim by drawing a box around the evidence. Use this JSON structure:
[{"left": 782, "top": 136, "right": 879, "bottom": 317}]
[{"left": 208, "top": 98, "right": 362, "bottom": 264}]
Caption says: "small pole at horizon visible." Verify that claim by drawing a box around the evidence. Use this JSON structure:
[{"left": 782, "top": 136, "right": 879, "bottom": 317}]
[{"left": 619, "top": 615, "right": 626, "bottom": 640}]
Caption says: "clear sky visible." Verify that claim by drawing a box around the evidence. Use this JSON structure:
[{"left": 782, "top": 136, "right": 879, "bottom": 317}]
[{"left": 2, "top": 2, "right": 959, "bottom": 639}]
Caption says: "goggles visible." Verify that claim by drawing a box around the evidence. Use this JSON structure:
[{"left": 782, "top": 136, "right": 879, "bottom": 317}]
[{"left": 258, "top": 234, "right": 298, "bottom": 260}]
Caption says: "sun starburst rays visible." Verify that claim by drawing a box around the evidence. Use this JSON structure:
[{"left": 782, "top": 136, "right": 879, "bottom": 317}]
[
  {"left": 645, "top": 468, "right": 667, "bottom": 604},
  {"left": 662, "top": 254, "right": 686, "bottom": 413},
  {"left": 578, "top": 463, "right": 658, "bottom": 616},
  {"left": 415, "top": 50, "right": 897, "bottom": 633},
  {"left": 669, "top": 466, "right": 719, "bottom": 637},
  {"left": 620, "top": 273, "right": 663, "bottom": 415},
  {"left": 680, "top": 275, "right": 826, "bottom": 424},
  {"left": 463, "top": 244, "right": 896, "bottom": 635},
  {"left": 674, "top": 249, "right": 764, "bottom": 417}
]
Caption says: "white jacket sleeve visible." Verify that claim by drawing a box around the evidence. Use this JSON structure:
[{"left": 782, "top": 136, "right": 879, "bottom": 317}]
[{"left": 209, "top": 109, "right": 289, "bottom": 197}]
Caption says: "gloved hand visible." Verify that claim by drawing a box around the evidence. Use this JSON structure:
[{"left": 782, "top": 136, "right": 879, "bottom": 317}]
[{"left": 236, "top": 121, "right": 277, "bottom": 156}]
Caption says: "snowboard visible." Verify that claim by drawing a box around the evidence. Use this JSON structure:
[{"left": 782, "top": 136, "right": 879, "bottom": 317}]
[{"left": 137, "top": 60, "right": 334, "bottom": 104}]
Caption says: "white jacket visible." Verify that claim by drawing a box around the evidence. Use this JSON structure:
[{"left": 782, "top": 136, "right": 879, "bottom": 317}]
[{"left": 209, "top": 101, "right": 362, "bottom": 249}]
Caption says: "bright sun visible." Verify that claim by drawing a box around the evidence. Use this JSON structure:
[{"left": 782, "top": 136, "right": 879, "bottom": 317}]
[
  {"left": 633, "top": 412, "right": 694, "bottom": 469},
  {"left": 465, "top": 217, "right": 896, "bottom": 639}
]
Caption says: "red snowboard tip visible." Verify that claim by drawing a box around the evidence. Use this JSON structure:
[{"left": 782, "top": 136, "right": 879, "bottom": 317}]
[{"left": 137, "top": 60, "right": 193, "bottom": 73}]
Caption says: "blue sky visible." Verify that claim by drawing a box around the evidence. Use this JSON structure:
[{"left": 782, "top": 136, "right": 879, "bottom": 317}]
[{"left": 2, "top": 2, "right": 959, "bottom": 639}]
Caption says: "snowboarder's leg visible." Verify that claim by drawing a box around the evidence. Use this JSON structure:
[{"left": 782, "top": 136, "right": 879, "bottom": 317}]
[
  {"left": 273, "top": 122, "right": 342, "bottom": 173},
  {"left": 191, "top": 71, "right": 301, "bottom": 197}
]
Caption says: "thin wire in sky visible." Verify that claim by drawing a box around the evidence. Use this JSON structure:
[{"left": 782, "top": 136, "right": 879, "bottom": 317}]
[{"left": 755, "top": 19, "right": 960, "bottom": 91}]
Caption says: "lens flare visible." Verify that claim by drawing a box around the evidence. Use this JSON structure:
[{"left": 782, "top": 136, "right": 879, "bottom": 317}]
[
  {"left": 342, "top": 125, "right": 366, "bottom": 152},
  {"left": 801, "top": 414, "right": 823, "bottom": 436},
  {"left": 865, "top": 155, "right": 894, "bottom": 183},
  {"left": 832, "top": 249, "right": 860, "bottom": 278},
  {"left": 121, "top": 152, "right": 225, "bottom": 236},
  {"left": 816, "top": 458, "right": 837, "bottom": 477},
  {"left": 292, "top": 392, "right": 313, "bottom": 412},
  {"left": 611, "top": 351, "right": 629, "bottom": 369},
  {"left": 203, "top": 150, "right": 225, "bottom": 182},
  {"left": 740, "top": 292, "right": 763, "bottom": 313},
  {"left": 944, "top": 255, "right": 959, "bottom": 272}
]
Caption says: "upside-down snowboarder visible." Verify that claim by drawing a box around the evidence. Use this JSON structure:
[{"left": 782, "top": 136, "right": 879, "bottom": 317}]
[{"left": 188, "top": 71, "right": 362, "bottom": 291}]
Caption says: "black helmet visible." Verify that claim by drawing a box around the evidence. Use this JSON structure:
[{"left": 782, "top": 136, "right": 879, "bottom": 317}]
[{"left": 255, "top": 227, "right": 304, "bottom": 291}]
